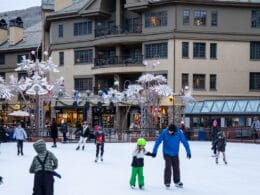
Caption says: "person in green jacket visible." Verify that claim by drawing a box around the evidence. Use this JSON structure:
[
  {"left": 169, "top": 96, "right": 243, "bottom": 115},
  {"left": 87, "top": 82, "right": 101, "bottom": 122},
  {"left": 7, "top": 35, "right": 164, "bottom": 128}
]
[
  {"left": 129, "top": 138, "right": 153, "bottom": 190},
  {"left": 29, "top": 139, "right": 58, "bottom": 195}
]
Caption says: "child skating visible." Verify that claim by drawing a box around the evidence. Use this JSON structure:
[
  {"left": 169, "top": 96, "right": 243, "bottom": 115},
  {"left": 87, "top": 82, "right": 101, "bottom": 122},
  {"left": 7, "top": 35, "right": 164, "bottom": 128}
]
[
  {"left": 129, "top": 138, "right": 153, "bottom": 190},
  {"left": 215, "top": 130, "right": 227, "bottom": 164},
  {"left": 94, "top": 126, "right": 105, "bottom": 162}
]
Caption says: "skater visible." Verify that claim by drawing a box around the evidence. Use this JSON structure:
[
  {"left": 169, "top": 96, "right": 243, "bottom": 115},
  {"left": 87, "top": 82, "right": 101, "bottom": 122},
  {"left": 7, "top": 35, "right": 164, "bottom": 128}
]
[
  {"left": 50, "top": 118, "right": 58, "bottom": 148},
  {"left": 129, "top": 138, "right": 153, "bottom": 190},
  {"left": 60, "top": 119, "right": 68, "bottom": 143},
  {"left": 215, "top": 130, "right": 227, "bottom": 164},
  {"left": 251, "top": 116, "right": 260, "bottom": 142},
  {"left": 0, "top": 176, "right": 3, "bottom": 185},
  {"left": 13, "top": 122, "right": 28, "bottom": 156},
  {"left": 29, "top": 139, "right": 58, "bottom": 195},
  {"left": 75, "top": 121, "right": 90, "bottom": 150},
  {"left": 151, "top": 123, "right": 191, "bottom": 189},
  {"left": 94, "top": 126, "right": 105, "bottom": 162},
  {"left": 211, "top": 120, "right": 221, "bottom": 156}
]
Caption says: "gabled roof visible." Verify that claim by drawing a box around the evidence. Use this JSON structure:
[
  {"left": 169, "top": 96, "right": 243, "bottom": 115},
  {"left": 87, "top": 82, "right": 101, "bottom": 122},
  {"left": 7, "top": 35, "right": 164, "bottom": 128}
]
[{"left": 0, "top": 22, "right": 42, "bottom": 52}]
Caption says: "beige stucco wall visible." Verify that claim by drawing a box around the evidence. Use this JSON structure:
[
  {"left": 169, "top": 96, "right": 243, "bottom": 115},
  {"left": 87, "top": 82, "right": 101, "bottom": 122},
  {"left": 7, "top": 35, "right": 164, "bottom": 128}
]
[
  {"left": 54, "top": 0, "right": 73, "bottom": 11},
  {"left": 0, "top": 29, "right": 8, "bottom": 45},
  {"left": 9, "top": 27, "right": 23, "bottom": 45},
  {"left": 175, "top": 39, "right": 260, "bottom": 99}
]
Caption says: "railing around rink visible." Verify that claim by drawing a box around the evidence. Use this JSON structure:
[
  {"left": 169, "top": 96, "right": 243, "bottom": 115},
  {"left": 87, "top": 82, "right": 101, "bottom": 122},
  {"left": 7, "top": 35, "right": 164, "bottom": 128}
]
[{"left": 8, "top": 126, "right": 259, "bottom": 144}]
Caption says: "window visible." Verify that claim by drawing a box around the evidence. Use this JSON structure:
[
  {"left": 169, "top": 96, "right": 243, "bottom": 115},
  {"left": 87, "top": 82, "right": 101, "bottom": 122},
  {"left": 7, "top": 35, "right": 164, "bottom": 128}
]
[
  {"left": 145, "top": 11, "right": 167, "bottom": 28},
  {"left": 251, "top": 10, "right": 260, "bottom": 28},
  {"left": 145, "top": 42, "right": 168, "bottom": 59},
  {"left": 210, "top": 43, "right": 217, "bottom": 59},
  {"left": 193, "top": 74, "right": 205, "bottom": 90},
  {"left": 58, "top": 24, "right": 63, "bottom": 38},
  {"left": 250, "top": 72, "right": 260, "bottom": 90},
  {"left": 182, "top": 73, "right": 189, "bottom": 89},
  {"left": 74, "top": 78, "right": 92, "bottom": 91},
  {"left": 17, "top": 54, "right": 29, "bottom": 63},
  {"left": 74, "top": 49, "right": 93, "bottom": 64},
  {"left": 183, "top": 10, "right": 190, "bottom": 25},
  {"left": 59, "top": 52, "right": 64, "bottom": 66},
  {"left": 0, "top": 54, "right": 5, "bottom": 65},
  {"left": 194, "top": 10, "right": 207, "bottom": 26},
  {"left": 210, "top": 74, "right": 217, "bottom": 90},
  {"left": 193, "top": 43, "right": 206, "bottom": 58},
  {"left": 211, "top": 11, "right": 218, "bottom": 26},
  {"left": 250, "top": 41, "right": 260, "bottom": 60},
  {"left": 182, "top": 42, "right": 189, "bottom": 58},
  {"left": 74, "top": 21, "right": 92, "bottom": 36}
]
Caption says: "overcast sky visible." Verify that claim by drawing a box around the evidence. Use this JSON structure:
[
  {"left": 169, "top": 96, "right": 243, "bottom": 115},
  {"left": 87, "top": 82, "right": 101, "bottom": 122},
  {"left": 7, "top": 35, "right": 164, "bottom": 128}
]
[{"left": 0, "top": 0, "right": 41, "bottom": 13}]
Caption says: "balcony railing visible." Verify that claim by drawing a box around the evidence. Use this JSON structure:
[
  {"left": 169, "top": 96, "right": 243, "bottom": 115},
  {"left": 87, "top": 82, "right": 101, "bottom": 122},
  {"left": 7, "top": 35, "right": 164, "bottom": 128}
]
[
  {"left": 94, "top": 55, "right": 143, "bottom": 66},
  {"left": 95, "top": 24, "right": 142, "bottom": 37}
]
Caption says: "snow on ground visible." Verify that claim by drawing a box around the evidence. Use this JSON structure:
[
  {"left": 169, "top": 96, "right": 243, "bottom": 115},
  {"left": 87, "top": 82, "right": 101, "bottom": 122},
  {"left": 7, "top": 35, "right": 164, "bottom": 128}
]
[{"left": 0, "top": 141, "right": 260, "bottom": 195}]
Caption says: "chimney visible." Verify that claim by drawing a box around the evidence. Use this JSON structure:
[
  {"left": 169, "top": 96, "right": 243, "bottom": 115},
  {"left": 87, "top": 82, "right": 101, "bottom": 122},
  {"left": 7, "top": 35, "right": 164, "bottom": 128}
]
[
  {"left": 0, "top": 19, "right": 8, "bottom": 45},
  {"left": 54, "top": 0, "right": 73, "bottom": 11},
  {"left": 9, "top": 17, "right": 24, "bottom": 45}
]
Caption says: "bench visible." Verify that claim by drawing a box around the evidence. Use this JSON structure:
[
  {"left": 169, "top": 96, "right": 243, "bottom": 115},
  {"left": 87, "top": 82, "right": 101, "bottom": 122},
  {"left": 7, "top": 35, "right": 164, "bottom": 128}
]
[{"left": 234, "top": 130, "right": 252, "bottom": 138}]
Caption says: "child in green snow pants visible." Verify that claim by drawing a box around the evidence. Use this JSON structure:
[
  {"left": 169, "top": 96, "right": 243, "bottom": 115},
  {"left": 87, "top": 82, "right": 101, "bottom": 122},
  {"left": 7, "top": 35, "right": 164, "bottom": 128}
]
[
  {"left": 129, "top": 138, "right": 153, "bottom": 189},
  {"left": 130, "top": 167, "right": 144, "bottom": 187}
]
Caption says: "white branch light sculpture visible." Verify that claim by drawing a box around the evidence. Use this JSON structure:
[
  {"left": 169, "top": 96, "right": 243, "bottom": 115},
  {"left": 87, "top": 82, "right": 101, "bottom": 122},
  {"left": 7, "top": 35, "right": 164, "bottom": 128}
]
[
  {"left": 0, "top": 76, "right": 13, "bottom": 99},
  {"left": 14, "top": 51, "right": 62, "bottom": 96}
]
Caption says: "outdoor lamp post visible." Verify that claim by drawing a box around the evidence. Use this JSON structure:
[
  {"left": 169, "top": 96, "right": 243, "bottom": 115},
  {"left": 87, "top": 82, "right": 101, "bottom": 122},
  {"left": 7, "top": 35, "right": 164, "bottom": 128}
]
[
  {"left": 83, "top": 90, "right": 91, "bottom": 121},
  {"left": 97, "top": 90, "right": 103, "bottom": 126}
]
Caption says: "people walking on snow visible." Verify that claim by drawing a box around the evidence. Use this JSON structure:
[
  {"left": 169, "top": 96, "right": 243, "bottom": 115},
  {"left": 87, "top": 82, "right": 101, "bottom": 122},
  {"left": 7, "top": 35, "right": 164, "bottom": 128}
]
[
  {"left": 29, "top": 139, "right": 58, "bottom": 195},
  {"left": 13, "top": 122, "right": 28, "bottom": 156},
  {"left": 94, "top": 126, "right": 105, "bottom": 162},
  {"left": 50, "top": 118, "right": 58, "bottom": 148},
  {"left": 75, "top": 121, "right": 90, "bottom": 150},
  {"left": 151, "top": 123, "right": 191, "bottom": 189},
  {"left": 211, "top": 120, "right": 221, "bottom": 157},
  {"left": 215, "top": 130, "right": 227, "bottom": 164},
  {"left": 129, "top": 138, "right": 153, "bottom": 190}
]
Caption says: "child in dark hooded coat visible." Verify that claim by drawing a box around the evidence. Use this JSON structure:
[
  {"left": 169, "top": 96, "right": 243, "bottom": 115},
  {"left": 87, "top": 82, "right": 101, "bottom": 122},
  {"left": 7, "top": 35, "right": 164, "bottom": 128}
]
[{"left": 29, "top": 139, "right": 58, "bottom": 195}]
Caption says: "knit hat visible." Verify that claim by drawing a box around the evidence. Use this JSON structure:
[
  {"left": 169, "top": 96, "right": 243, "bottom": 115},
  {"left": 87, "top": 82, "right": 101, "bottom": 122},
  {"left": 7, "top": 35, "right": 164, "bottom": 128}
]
[{"left": 213, "top": 120, "right": 218, "bottom": 126}]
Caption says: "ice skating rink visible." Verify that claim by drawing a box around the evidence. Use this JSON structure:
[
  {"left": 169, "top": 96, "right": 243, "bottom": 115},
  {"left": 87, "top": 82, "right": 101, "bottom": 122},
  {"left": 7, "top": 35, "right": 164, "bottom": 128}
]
[{"left": 0, "top": 141, "right": 259, "bottom": 195}]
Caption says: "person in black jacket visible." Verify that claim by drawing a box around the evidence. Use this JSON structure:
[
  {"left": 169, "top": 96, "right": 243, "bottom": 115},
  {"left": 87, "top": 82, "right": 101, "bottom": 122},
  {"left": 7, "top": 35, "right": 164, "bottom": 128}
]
[
  {"left": 215, "top": 130, "right": 227, "bottom": 164},
  {"left": 50, "top": 118, "right": 58, "bottom": 148},
  {"left": 94, "top": 126, "right": 105, "bottom": 162},
  {"left": 75, "top": 121, "right": 90, "bottom": 151},
  {"left": 211, "top": 120, "right": 221, "bottom": 157},
  {"left": 60, "top": 120, "right": 68, "bottom": 143},
  {"left": 129, "top": 138, "right": 153, "bottom": 190}
]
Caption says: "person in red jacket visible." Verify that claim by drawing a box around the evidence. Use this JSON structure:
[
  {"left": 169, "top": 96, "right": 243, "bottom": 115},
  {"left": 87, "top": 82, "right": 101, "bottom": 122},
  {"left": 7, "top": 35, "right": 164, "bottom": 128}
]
[{"left": 94, "top": 126, "right": 105, "bottom": 162}]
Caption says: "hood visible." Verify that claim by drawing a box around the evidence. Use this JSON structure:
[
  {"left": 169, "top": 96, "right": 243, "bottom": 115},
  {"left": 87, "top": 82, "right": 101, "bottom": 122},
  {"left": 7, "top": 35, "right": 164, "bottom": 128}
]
[{"left": 33, "top": 139, "right": 47, "bottom": 154}]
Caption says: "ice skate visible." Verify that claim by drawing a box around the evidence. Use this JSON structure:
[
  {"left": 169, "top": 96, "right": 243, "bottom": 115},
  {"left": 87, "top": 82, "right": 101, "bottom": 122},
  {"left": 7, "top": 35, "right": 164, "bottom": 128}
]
[
  {"left": 95, "top": 157, "right": 98, "bottom": 163},
  {"left": 215, "top": 157, "right": 218, "bottom": 164},
  {"left": 139, "top": 185, "right": 144, "bottom": 190},
  {"left": 223, "top": 158, "right": 227, "bottom": 164},
  {"left": 165, "top": 184, "right": 170, "bottom": 189},
  {"left": 101, "top": 156, "right": 103, "bottom": 161},
  {"left": 76, "top": 146, "right": 80, "bottom": 150},
  {"left": 175, "top": 182, "right": 183, "bottom": 188},
  {"left": 82, "top": 146, "right": 85, "bottom": 150}
]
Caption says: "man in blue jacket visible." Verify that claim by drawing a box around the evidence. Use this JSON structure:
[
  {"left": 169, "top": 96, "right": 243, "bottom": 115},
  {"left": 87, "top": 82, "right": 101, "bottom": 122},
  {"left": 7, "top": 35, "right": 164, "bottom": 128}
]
[{"left": 152, "top": 123, "right": 191, "bottom": 189}]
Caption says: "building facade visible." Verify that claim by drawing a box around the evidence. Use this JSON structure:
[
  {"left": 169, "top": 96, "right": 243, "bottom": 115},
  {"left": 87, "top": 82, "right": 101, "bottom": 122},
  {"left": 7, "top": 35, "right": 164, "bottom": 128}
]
[{"left": 43, "top": 0, "right": 260, "bottom": 130}]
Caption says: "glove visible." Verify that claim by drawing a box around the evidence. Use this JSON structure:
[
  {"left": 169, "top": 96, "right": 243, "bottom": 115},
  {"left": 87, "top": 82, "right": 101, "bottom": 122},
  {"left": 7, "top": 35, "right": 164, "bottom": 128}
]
[
  {"left": 151, "top": 153, "right": 156, "bottom": 158},
  {"left": 53, "top": 172, "right": 62, "bottom": 179},
  {"left": 187, "top": 154, "right": 191, "bottom": 159}
]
